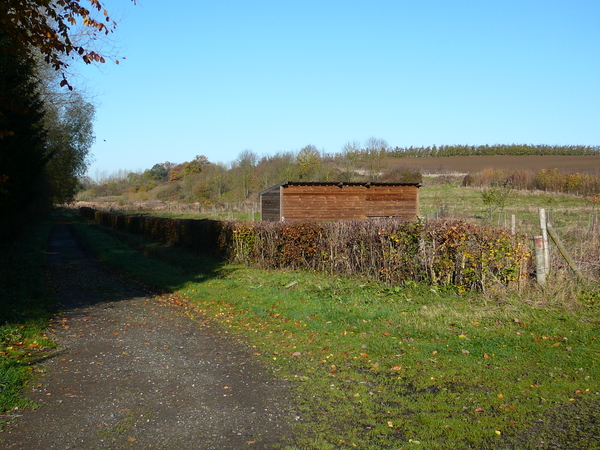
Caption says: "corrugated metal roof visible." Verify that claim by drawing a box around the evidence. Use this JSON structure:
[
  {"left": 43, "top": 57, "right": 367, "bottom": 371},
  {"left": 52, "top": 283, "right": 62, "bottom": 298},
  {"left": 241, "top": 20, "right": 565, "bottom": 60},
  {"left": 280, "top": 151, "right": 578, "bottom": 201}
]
[
  {"left": 259, "top": 180, "right": 422, "bottom": 196},
  {"left": 281, "top": 181, "right": 422, "bottom": 187},
  {"left": 258, "top": 180, "right": 287, "bottom": 196}
]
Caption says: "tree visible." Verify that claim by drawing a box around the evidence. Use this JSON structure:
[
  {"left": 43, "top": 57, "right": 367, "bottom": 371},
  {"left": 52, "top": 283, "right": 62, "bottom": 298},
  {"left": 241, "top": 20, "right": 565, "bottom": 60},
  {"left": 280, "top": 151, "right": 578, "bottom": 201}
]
[
  {"left": 180, "top": 155, "right": 210, "bottom": 178},
  {"left": 296, "top": 145, "right": 322, "bottom": 180},
  {"left": 0, "top": 33, "right": 49, "bottom": 234},
  {"left": 481, "top": 181, "right": 513, "bottom": 220},
  {"left": 339, "top": 141, "right": 361, "bottom": 182},
  {"left": 145, "top": 163, "right": 169, "bottom": 183},
  {"left": 364, "top": 137, "right": 389, "bottom": 181},
  {"left": 256, "top": 151, "right": 296, "bottom": 189},
  {"left": 44, "top": 92, "right": 95, "bottom": 204},
  {"left": 234, "top": 150, "right": 258, "bottom": 199},
  {"left": 1, "top": 0, "right": 134, "bottom": 88}
]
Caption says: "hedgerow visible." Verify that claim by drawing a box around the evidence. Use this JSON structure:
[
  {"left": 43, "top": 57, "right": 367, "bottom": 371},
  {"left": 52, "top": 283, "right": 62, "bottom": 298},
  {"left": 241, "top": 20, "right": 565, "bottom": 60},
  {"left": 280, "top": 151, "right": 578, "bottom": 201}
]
[
  {"left": 462, "top": 167, "right": 600, "bottom": 196},
  {"left": 80, "top": 207, "right": 531, "bottom": 292}
]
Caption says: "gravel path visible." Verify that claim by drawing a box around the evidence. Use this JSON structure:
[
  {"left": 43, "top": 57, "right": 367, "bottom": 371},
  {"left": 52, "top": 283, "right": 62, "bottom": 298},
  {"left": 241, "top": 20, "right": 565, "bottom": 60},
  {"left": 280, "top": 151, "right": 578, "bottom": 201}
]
[{"left": 1, "top": 216, "right": 295, "bottom": 449}]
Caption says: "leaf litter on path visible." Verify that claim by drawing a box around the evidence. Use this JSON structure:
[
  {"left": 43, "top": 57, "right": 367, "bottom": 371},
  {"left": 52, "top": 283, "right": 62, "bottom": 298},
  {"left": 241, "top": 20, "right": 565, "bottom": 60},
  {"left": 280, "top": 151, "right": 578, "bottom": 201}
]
[{"left": 0, "top": 216, "right": 295, "bottom": 449}]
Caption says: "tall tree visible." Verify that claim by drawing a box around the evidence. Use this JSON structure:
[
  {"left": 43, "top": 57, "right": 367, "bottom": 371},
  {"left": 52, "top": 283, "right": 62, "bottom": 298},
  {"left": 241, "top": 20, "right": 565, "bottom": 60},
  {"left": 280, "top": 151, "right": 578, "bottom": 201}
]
[
  {"left": 180, "top": 155, "right": 211, "bottom": 177},
  {"left": 364, "top": 137, "right": 389, "bottom": 181},
  {"left": 339, "top": 141, "right": 361, "bottom": 182},
  {"left": 234, "top": 150, "right": 258, "bottom": 199},
  {"left": 44, "top": 93, "right": 95, "bottom": 204},
  {"left": 0, "top": 33, "right": 49, "bottom": 234},
  {"left": 296, "top": 145, "right": 322, "bottom": 181}
]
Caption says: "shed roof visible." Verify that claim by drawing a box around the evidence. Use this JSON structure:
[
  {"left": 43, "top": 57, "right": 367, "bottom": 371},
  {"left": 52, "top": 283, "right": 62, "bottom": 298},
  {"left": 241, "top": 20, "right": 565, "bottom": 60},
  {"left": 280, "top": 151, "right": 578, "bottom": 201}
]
[{"left": 258, "top": 180, "right": 422, "bottom": 196}]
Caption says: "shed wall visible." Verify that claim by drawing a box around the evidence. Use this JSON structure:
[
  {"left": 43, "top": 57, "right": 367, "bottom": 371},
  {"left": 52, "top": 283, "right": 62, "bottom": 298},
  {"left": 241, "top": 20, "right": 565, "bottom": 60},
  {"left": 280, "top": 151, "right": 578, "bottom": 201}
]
[
  {"left": 365, "top": 185, "right": 419, "bottom": 220},
  {"left": 260, "top": 189, "right": 281, "bottom": 222},
  {"left": 280, "top": 185, "right": 419, "bottom": 222}
]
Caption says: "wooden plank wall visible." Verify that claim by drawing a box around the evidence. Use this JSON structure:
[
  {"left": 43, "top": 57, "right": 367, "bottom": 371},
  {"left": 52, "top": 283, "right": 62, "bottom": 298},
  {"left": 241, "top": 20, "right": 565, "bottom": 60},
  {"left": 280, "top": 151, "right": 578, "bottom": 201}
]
[
  {"left": 365, "top": 185, "right": 419, "bottom": 221},
  {"left": 261, "top": 190, "right": 281, "bottom": 221},
  {"left": 281, "top": 185, "right": 419, "bottom": 222}
]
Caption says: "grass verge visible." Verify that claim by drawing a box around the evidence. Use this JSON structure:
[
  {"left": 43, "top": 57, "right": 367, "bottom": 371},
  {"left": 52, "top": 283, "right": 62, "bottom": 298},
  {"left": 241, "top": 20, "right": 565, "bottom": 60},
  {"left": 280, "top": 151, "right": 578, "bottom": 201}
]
[
  {"left": 0, "top": 219, "right": 56, "bottom": 416},
  {"left": 71, "top": 213, "right": 600, "bottom": 449}
]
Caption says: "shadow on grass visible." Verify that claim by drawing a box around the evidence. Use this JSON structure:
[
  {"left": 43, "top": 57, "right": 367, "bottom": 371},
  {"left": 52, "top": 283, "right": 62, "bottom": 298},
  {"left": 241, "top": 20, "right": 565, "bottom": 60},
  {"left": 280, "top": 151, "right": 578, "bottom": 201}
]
[
  {"left": 64, "top": 211, "right": 231, "bottom": 300},
  {"left": 0, "top": 218, "right": 57, "bottom": 412},
  {"left": 0, "top": 219, "right": 54, "bottom": 326}
]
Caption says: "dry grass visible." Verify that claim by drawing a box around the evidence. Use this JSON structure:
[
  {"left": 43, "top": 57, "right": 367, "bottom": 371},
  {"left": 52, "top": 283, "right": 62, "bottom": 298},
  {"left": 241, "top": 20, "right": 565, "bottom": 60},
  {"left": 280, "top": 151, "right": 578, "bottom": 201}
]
[{"left": 419, "top": 176, "right": 600, "bottom": 286}]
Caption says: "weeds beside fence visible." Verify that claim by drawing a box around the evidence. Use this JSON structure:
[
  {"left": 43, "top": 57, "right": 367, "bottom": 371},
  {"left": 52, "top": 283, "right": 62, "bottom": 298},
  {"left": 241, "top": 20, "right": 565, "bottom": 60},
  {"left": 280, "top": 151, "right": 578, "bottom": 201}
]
[
  {"left": 462, "top": 167, "right": 600, "bottom": 197},
  {"left": 80, "top": 207, "right": 531, "bottom": 292}
]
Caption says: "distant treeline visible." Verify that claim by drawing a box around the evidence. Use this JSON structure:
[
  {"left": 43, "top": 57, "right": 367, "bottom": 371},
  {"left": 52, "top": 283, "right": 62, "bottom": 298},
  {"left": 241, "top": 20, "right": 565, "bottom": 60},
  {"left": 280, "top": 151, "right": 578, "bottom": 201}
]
[{"left": 390, "top": 144, "right": 600, "bottom": 158}]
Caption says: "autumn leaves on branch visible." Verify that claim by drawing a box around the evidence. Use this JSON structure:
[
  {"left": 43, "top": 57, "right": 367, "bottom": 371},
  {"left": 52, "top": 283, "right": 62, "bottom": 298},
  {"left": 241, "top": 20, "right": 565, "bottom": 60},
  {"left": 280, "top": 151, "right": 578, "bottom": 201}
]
[{"left": 1, "top": 0, "right": 135, "bottom": 88}]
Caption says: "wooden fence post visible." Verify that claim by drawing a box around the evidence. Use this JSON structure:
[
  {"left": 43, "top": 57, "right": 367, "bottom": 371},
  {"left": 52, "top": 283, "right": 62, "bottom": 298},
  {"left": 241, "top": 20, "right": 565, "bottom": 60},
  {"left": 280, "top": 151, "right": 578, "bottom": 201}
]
[
  {"left": 539, "top": 208, "right": 550, "bottom": 276},
  {"left": 534, "top": 236, "right": 546, "bottom": 285}
]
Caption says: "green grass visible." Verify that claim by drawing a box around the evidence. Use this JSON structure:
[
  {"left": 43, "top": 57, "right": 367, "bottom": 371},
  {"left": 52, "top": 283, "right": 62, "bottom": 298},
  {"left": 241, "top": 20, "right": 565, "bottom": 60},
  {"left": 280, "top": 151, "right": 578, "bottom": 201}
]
[
  {"left": 97, "top": 205, "right": 261, "bottom": 222},
  {"left": 0, "top": 220, "right": 57, "bottom": 415},
  {"left": 145, "top": 209, "right": 261, "bottom": 222},
  {"left": 420, "top": 178, "right": 596, "bottom": 233},
  {"left": 70, "top": 212, "right": 600, "bottom": 450}
]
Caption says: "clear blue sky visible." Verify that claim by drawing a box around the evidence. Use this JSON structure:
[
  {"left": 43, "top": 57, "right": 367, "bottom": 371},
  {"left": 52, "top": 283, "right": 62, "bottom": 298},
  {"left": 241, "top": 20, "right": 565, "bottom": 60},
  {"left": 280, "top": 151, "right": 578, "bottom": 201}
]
[{"left": 81, "top": 0, "right": 600, "bottom": 178}]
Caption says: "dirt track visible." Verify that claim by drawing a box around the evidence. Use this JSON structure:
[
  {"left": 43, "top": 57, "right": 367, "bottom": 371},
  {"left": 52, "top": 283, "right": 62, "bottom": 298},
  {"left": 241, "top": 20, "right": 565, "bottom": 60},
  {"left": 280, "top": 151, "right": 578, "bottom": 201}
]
[{"left": 0, "top": 216, "right": 295, "bottom": 449}]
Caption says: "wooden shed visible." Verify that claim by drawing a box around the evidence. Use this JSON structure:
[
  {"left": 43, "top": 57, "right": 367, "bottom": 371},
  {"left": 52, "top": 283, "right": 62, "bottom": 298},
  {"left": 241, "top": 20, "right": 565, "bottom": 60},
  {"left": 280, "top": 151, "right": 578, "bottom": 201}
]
[{"left": 259, "top": 181, "right": 420, "bottom": 222}]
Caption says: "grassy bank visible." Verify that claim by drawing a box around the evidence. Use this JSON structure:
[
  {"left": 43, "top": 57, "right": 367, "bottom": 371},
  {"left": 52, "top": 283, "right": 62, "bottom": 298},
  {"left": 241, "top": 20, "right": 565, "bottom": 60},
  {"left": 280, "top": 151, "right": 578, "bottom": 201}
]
[
  {"left": 0, "top": 220, "right": 56, "bottom": 416},
  {"left": 70, "top": 213, "right": 600, "bottom": 450}
]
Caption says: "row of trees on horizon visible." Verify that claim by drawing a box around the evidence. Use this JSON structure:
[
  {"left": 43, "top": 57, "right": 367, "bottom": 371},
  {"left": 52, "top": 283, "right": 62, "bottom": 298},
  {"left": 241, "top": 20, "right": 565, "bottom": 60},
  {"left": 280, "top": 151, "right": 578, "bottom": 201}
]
[{"left": 391, "top": 143, "right": 600, "bottom": 158}]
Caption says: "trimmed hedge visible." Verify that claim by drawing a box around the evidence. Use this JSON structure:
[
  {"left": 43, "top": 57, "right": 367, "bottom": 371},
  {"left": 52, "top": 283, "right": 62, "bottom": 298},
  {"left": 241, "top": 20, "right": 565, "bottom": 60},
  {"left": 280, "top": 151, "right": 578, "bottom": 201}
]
[
  {"left": 80, "top": 207, "right": 531, "bottom": 292},
  {"left": 80, "top": 207, "right": 224, "bottom": 256}
]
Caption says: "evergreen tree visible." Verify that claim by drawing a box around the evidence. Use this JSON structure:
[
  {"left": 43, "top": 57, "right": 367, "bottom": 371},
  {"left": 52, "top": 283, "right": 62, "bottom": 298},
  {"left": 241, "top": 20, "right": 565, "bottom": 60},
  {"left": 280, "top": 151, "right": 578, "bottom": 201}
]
[{"left": 0, "top": 33, "right": 49, "bottom": 235}]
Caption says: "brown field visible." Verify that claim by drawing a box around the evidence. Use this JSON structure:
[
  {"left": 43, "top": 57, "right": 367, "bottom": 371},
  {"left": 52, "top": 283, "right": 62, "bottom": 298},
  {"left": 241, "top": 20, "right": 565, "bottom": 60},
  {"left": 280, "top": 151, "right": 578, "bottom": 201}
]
[{"left": 385, "top": 155, "right": 600, "bottom": 175}]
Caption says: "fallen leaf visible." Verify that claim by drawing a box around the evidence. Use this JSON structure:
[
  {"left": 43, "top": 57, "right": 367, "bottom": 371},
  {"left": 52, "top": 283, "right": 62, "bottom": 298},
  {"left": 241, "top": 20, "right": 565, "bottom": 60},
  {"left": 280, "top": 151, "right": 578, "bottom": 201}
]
[{"left": 474, "top": 407, "right": 484, "bottom": 413}]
